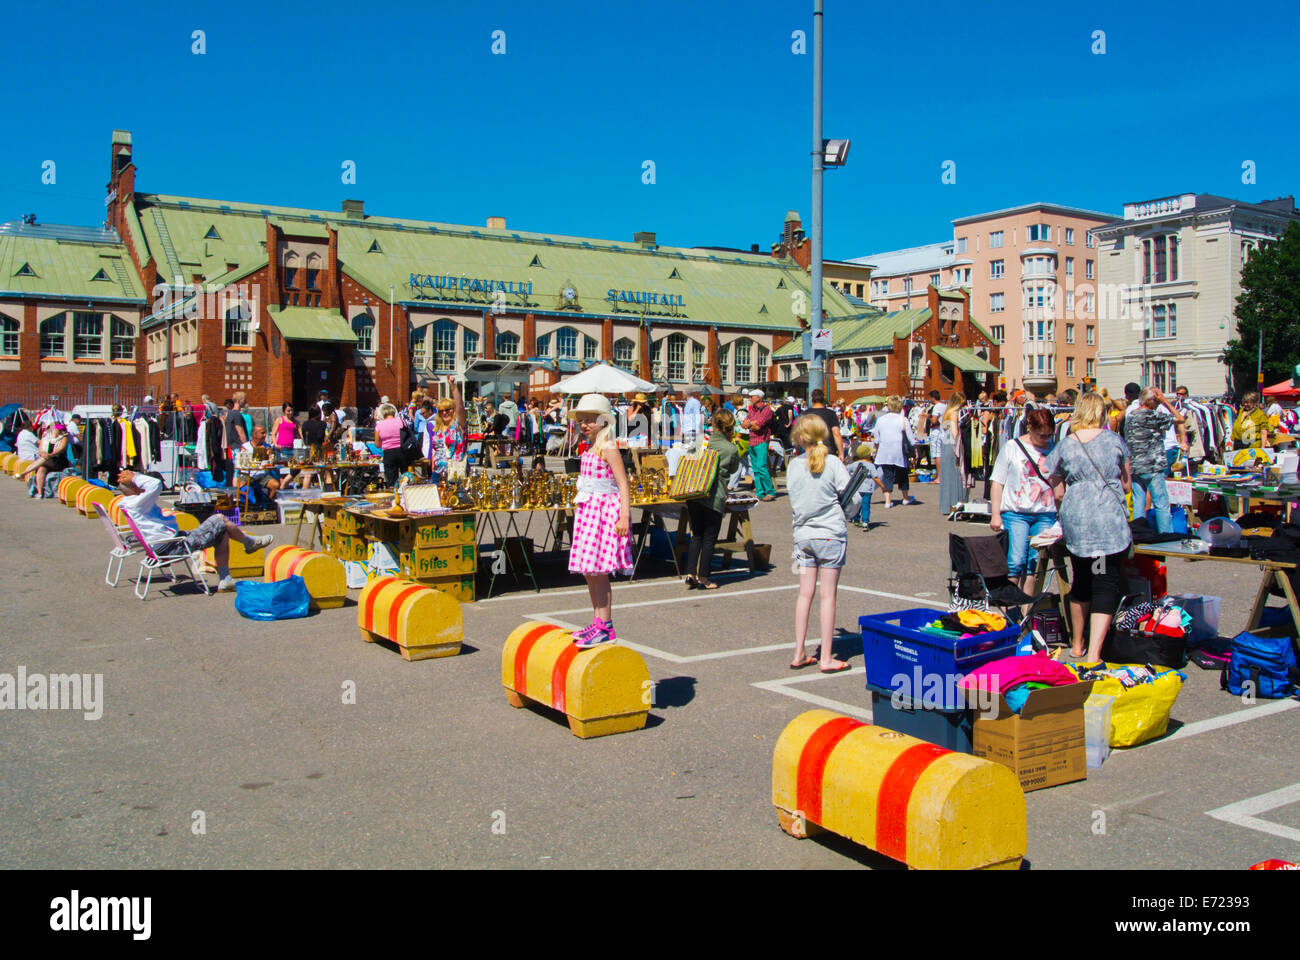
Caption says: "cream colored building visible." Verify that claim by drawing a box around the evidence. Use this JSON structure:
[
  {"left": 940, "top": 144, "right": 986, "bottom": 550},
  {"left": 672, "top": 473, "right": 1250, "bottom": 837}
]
[{"left": 1094, "top": 193, "right": 1299, "bottom": 396}]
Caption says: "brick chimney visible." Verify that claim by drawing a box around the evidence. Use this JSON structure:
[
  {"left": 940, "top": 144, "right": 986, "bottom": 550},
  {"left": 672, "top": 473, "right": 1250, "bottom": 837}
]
[
  {"left": 487, "top": 216, "right": 506, "bottom": 229},
  {"left": 342, "top": 199, "right": 365, "bottom": 219},
  {"left": 634, "top": 231, "right": 657, "bottom": 248}
]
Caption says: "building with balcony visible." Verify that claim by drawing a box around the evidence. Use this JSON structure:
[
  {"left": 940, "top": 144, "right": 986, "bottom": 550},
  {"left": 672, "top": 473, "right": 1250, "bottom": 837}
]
[
  {"left": 853, "top": 202, "right": 1114, "bottom": 397},
  {"left": 1093, "top": 192, "right": 1300, "bottom": 396}
]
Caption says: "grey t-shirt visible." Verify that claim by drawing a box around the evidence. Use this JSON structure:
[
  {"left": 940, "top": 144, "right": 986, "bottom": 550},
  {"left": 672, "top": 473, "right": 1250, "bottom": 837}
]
[
  {"left": 787, "top": 453, "right": 850, "bottom": 542},
  {"left": 1045, "top": 431, "right": 1132, "bottom": 558},
  {"left": 1122, "top": 407, "right": 1173, "bottom": 476}
]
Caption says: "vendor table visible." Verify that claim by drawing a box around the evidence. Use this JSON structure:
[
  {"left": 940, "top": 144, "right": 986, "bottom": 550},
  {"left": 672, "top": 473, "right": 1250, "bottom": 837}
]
[
  {"left": 1132, "top": 543, "right": 1300, "bottom": 642},
  {"left": 1191, "top": 478, "right": 1300, "bottom": 523},
  {"left": 1031, "top": 539, "right": 1300, "bottom": 647},
  {"left": 234, "top": 461, "right": 380, "bottom": 508}
]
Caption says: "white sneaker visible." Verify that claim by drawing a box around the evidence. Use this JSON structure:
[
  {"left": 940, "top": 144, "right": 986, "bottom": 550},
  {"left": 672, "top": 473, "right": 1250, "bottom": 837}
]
[
  {"left": 251, "top": 534, "right": 274, "bottom": 550},
  {"left": 216, "top": 576, "right": 238, "bottom": 592}
]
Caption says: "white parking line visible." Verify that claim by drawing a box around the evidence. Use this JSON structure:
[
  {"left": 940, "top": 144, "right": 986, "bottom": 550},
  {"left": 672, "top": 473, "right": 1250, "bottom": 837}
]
[
  {"left": 1206, "top": 783, "right": 1300, "bottom": 843},
  {"left": 476, "top": 570, "right": 753, "bottom": 603},
  {"left": 752, "top": 668, "right": 871, "bottom": 720},
  {"left": 522, "top": 613, "right": 800, "bottom": 664},
  {"left": 1161, "top": 698, "right": 1299, "bottom": 741},
  {"left": 535, "top": 583, "right": 799, "bottom": 617}
]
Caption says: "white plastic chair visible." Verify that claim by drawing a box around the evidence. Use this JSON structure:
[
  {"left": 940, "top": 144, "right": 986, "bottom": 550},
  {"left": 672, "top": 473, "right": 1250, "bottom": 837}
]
[
  {"left": 93, "top": 501, "right": 142, "bottom": 587},
  {"left": 119, "top": 510, "right": 210, "bottom": 600}
]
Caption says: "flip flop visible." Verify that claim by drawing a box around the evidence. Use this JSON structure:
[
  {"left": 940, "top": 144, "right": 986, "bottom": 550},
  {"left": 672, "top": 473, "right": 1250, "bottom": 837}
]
[
  {"left": 789, "top": 656, "right": 817, "bottom": 670},
  {"left": 819, "top": 661, "right": 852, "bottom": 673}
]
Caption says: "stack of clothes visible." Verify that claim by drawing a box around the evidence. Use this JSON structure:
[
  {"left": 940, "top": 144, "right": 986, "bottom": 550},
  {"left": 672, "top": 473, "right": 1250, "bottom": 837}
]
[{"left": 920, "top": 610, "right": 1008, "bottom": 640}]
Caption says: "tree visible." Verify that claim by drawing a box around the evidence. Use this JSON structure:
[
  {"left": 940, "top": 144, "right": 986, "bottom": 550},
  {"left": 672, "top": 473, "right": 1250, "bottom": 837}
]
[{"left": 1223, "top": 221, "right": 1300, "bottom": 396}]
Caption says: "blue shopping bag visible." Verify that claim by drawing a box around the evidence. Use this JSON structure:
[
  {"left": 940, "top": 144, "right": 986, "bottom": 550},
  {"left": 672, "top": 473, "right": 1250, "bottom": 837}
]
[{"left": 234, "top": 576, "right": 312, "bottom": 621}]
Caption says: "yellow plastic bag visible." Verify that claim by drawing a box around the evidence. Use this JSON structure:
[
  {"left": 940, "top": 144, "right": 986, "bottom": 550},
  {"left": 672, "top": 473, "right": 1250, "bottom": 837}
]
[{"left": 1085, "top": 666, "right": 1185, "bottom": 748}]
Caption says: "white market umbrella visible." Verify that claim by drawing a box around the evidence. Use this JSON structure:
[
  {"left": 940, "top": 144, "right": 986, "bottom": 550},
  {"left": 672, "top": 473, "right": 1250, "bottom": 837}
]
[{"left": 549, "top": 362, "right": 655, "bottom": 396}]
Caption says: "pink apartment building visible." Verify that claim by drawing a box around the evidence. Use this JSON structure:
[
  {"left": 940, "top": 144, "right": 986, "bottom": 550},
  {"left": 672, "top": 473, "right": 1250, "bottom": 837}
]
[{"left": 854, "top": 202, "right": 1115, "bottom": 397}]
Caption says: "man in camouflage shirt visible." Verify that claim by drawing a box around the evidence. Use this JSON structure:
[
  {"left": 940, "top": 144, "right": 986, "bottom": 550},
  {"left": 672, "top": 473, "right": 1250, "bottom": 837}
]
[{"left": 1123, "top": 387, "right": 1187, "bottom": 533}]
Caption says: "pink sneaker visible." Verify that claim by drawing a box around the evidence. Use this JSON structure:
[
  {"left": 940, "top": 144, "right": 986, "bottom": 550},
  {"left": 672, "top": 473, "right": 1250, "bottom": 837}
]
[
  {"left": 571, "top": 619, "right": 603, "bottom": 643},
  {"left": 575, "top": 620, "right": 616, "bottom": 648}
]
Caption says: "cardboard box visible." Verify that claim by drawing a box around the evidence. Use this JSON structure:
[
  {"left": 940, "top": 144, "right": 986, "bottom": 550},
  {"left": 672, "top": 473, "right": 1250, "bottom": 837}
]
[
  {"left": 410, "top": 573, "right": 476, "bottom": 604},
  {"left": 402, "top": 513, "right": 477, "bottom": 548},
  {"left": 972, "top": 681, "right": 1094, "bottom": 792},
  {"left": 335, "top": 509, "right": 367, "bottom": 537},
  {"left": 332, "top": 533, "right": 369, "bottom": 563},
  {"left": 400, "top": 543, "right": 478, "bottom": 579}
]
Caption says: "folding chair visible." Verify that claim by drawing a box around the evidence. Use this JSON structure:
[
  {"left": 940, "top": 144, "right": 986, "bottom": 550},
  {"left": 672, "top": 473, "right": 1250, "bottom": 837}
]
[
  {"left": 947, "top": 531, "right": 1034, "bottom": 620},
  {"left": 93, "top": 501, "right": 141, "bottom": 588},
  {"left": 119, "top": 511, "right": 210, "bottom": 600}
]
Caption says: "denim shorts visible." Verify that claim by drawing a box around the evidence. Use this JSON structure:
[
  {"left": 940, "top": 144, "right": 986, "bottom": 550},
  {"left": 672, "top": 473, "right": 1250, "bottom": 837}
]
[
  {"left": 793, "top": 538, "right": 847, "bottom": 569},
  {"left": 1000, "top": 510, "right": 1057, "bottom": 576}
]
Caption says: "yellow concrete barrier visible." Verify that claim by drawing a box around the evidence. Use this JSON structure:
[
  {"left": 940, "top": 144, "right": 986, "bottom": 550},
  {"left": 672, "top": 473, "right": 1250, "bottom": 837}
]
[
  {"left": 264, "top": 545, "right": 346, "bottom": 610},
  {"left": 11, "top": 459, "right": 34, "bottom": 479},
  {"left": 772, "top": 709, "right": 1026, "bottom": 870},
  {"left": 0, "top": 453, "right": 16, "bottom": 473},
  {"left": 76, "top": 484, "right": 115, "bottom": 518},
  {"left": 501, "top": 621, "right": 651, "bottom": 739},
  {"left": 58, "top": 476, "right": 89, "bottom": 506},
  {"left": 171, "top": 510, "right": 199, "bottom": 533},
  {"left": 203, "top": 529, "right": 264, "bottom": 578},
  {"left": 357, "top": 576, "right": 463, "bottom": 661},
  {"left": 107, "top": 495, "right": 127, "bottom": 526}
]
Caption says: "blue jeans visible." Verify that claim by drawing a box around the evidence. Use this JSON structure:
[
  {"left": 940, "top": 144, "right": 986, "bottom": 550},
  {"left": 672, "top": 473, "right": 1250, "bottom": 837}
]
[
  {"left": 1132, "top": 472, "right": 1171, "bottom": 533},
  {"left": 1164, "top": 447, "right": 1179, "bottom": 474},
  {"left": 858, "top": 487, "right": 872, "bottom": 526},
  {"left": 1001, "top": 510, "right": 1057, "bottom": 576}
]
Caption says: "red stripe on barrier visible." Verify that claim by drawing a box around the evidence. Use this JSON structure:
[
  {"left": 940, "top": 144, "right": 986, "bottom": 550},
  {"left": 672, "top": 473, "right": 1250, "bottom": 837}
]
[
  {"left": 361, "top": 576, "right": 397, "bottom": 630},
  {"left": 875, "top": 742, "right": 951, "bottom": 863},
  {"left": 386, "top": 585, "right": 425, "bottom": 643},
  {"left": 550, "top": 643, "right": 583, "bottom": 713},
  {"left": 267, "top": 547, "right": 287, "bottom": 580},
  {"left": 795, "top": 716, "right": 866, "bottom": 825},
  {"left": 512, "top": 624, "right": 556, "bottom": 695},
  {"left": 287, "top": 550, "right": 314, "bottom": 579}
]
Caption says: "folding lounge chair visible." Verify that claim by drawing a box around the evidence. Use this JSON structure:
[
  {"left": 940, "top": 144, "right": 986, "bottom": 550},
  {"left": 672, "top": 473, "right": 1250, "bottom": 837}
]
[
  {"left": 93, "top": 501, "right": 142, "bottom": 588},
  {"left": 119, "top": 511, "right": 210, "bottom": 600},
  {"left": 947, "top": 530, "right": 1034, "bottom": 620}
]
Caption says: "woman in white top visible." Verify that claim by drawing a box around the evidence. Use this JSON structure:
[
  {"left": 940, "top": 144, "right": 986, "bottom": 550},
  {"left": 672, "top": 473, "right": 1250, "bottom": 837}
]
[{"left": 872, "top": 396, "right": 917, "bottom": 508}]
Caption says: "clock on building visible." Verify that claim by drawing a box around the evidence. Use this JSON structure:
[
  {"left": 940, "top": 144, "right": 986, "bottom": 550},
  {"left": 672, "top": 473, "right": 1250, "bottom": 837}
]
[{"left": 556, "top": 283, "right": 580, "bottom": 310}]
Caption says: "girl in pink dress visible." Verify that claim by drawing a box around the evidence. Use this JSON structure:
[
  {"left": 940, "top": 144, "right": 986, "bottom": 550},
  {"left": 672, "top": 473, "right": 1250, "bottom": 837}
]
[{"left": 567, "top": 394, "right": 632, "bottom": 648}]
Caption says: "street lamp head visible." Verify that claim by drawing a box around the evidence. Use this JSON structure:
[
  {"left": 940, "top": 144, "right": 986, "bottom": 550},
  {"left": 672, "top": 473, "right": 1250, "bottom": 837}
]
[{"left": 822, "top": 139, "right": 851, "bottom": 167}]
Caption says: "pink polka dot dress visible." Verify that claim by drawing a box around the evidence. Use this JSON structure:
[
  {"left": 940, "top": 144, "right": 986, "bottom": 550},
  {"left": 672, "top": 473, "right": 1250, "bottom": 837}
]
[{"left": 568, "top": 447, "right": 633, "bottom": 576}]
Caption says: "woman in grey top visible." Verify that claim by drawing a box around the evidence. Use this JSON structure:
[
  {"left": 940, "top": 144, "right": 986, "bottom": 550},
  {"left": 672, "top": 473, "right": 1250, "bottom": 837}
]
[
  {"left": 786, "top": 414, "right": 858, "bottom": 673},
  {"left": 938, "top": 392, "right": 967, "bottom": 514},
  {"left": 1044, "top": 392, "right": 1134, "bottom": 663}
]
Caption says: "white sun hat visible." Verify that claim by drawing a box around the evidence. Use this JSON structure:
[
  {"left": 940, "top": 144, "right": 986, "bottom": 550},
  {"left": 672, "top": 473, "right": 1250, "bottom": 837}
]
[{"left": 566, "top": 393, "right": 615, "bottom": 419}]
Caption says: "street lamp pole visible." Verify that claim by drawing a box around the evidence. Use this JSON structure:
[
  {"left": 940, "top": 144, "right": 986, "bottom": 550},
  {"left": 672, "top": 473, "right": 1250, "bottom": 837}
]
[{"left": 808, "top": 0, "right": 825, "bottom": 398}]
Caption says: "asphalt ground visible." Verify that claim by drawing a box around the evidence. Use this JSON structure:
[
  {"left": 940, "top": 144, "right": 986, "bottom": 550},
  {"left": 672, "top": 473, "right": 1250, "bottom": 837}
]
[{"left": 2, "top": 473, "right": 1298, "bottom": 871}]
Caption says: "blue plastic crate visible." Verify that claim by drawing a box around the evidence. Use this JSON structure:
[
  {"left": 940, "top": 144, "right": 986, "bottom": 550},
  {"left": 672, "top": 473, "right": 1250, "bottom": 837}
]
[
  {"left": 859, "top": 608, "right": 1021, "bottom": 710},
  {"left": 867, "top": 685, "right": 973, "bottom": 753}
]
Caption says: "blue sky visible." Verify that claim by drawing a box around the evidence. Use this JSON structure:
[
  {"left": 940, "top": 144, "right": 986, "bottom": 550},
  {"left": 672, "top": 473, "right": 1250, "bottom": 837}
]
[{"left": 3, "top": 0, "right": 1298, "bottom": 259}]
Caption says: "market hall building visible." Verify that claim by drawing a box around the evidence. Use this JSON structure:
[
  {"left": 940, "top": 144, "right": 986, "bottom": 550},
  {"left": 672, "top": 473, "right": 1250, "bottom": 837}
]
[{"left": 0, "top": 130, "right": 879, "bottom": 411}]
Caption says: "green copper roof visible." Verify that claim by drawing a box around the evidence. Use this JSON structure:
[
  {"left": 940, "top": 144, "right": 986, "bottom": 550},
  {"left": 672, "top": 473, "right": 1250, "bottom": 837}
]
[
  {"left": 133, "top": 193, "right": 858, "bottom": 331},
  {"left": 932, "top": 345, "right": 998, "bottom": 373},
  {"left": 773, "top": 308, "right": 930, "bottom": 358},
  {"left": 268, "top": 305, "right": 357, "bottom": 343},
  {"left": 0, "top": 232, "right": 144, "bottom": 301}
]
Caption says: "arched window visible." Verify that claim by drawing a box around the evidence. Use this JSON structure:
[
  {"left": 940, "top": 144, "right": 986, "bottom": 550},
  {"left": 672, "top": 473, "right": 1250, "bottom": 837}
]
[
  {"left": 718, "top": 342, "right": 730, "bottom": 383},
  {"left": 0, "top": 315, "right": 19, "bottom": 357},
  {"left": 556, "top": 326, "right": 578, "bottom": 360},
  {"left": 613, "top": 337, "right": 635, "bottom": 369},
  {"left": 691, "top": 341, "right": 705, "bottom": 380},
  {"left": 732, "top": 338, "right": 754, "bottom": 385},
  {"left": 283, "top": 252, "right": 300, "bottom": 290},
  {"left": 496, "top": 331, "right": 520, "bottom": 359},
  {"left": 536, "top": 333, "right": 551, "bottom": 358},
  {"left": 583, "top": 335, "right": 598, "bottom": 363},
  {"left": 224, "top": 302, "right": 251, "bottom": 347},
  {"left": 305, "top": 253, "right": 321, "bottom": 291},
  {"left": 352, "top": 311, "right": 375, "bottom": 353},
  {"left": 463, "top": 330, "right": 480, "bottom": 360},
  {"left": 666, "top": 333, "right": 687, "bottom": 381},
  {"left": 110, "top": 316, "right": 135, "bottom": 361},
  {"left": 432, "top": 319, "right": 457, "bottom": 371}
]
